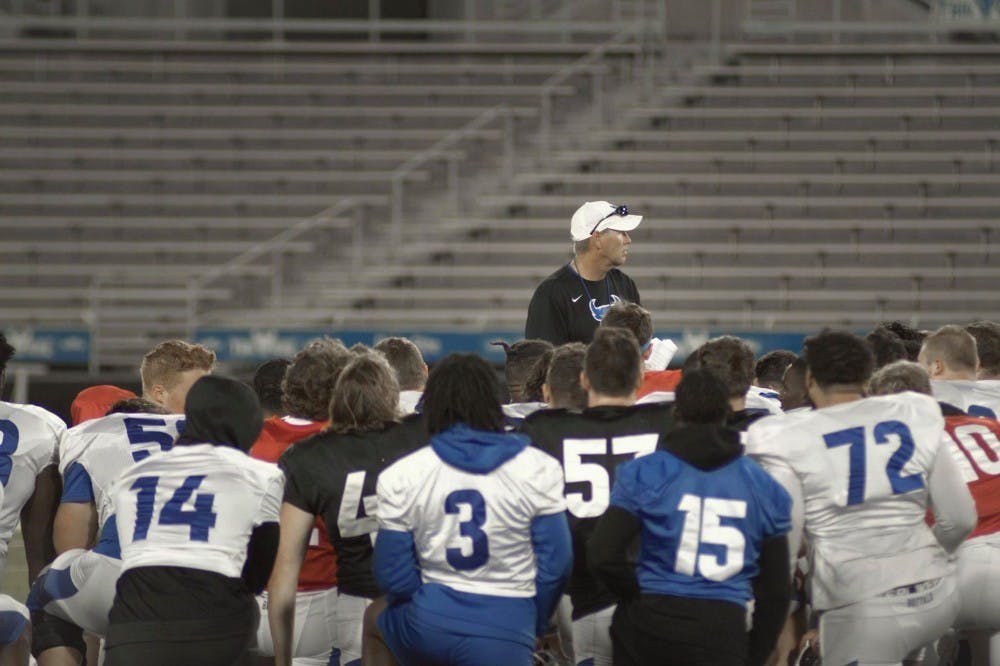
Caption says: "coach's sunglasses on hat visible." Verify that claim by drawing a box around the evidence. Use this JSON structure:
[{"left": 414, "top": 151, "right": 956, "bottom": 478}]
[{"left": 589, "top": 204, "right": 630, "bottom": 235}]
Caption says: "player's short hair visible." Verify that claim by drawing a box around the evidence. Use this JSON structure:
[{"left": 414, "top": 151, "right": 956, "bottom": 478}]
[
  {"left": 547, "top": 343, "right": 588, "bottom": 410},
  {"left": 690, "top": 336, "right": 755, "bottom": 399},
  {"left": 965, "top": 320, "right": 1000, "bottom": 378},
  {"left": 107, "top": 397, "right": 170, "bottom": 416},
  {"left": 921, "top": 324, "right": 979, "bottom": 374},
  {"left": 867, "top": 361, "right": 932, "bottom": 397},
  {"left": 424, "top": 353, "right": 505, "bottom": 435},
  {"left": 753, "top": 349, "right": 797, "bottom": 392},
  {"left": 327, "top": 353, "right": 399, "bottom": 435},
  {"left": 0, "top": 333, "right": 13, "bottom": 373},
  {"left": 373, "top": 337, "right": 426, "bottom": 391},
  {"left": 600, "top": 302, "right": 653, "bottom": 347},
  {"left": 866, "top": 326, "right": 908, "bottom": 369},
  {"left": 282, "top": 338, "right": 352, "bottom": 421},
  {"left": 522, "top": 348, "right": 555, "bottom": 403},
  {"left": 802, "top": 330, "right": 875, "bottom": 389},
  {"left": 140, "top": 340, "right": 216, "bottom": 394},
  {"left": 674, "top": 368, "right": 730, "bottom": 424},
  {"left": 585, "top": 327, "right": 641, "bottom": 398},
  {"left": 251, "top": 358, "right": 290, "bottom": 416},
  {"left": 493, "top": 339, "right": 554, "bottom": 403}
]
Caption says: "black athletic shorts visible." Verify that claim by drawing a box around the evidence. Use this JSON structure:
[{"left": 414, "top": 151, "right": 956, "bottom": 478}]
[
  {"left": 103, "top": 566, "right": 258, "bottom": 666},
  {"left": 611, "top": 594, "right": 748, "bottom": 666}
]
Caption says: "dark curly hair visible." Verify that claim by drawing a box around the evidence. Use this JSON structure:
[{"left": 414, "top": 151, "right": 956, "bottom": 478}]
[
  {"left": 252, "top": 358, "right": 290, "bottom": 416},
  {"left": 691, "top": 336, "right": 755, "bottom": 399},
  {"left": 423, "top": 353, "right": 505, "bottom": 435},
  {"left": 0, "top": 333, "right": 13, "bottom": 372},
  {"left": 674, "top": 368, "right": 730, "bottom": 425},
  {"left": 802, "top": 330, "right": 875, "bottom": 388},
  {"left": 966, "top": 321, "right": 1000, "bottom": 378},
  {"left": 522, "top": 348, "right": 555, "bottom": 403},
  {"left": 866, "top": 327, "right": 907, "bottom": 369},
  {"left": 753, "top": 349, "right": 797, "bottom": 392},
  {"left": 282, "top": 338, "right": 352, "bottom": 421}
]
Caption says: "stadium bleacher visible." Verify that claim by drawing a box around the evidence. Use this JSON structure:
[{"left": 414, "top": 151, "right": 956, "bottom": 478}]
[
  {"left": 0, "top": 5, "right": 653, "bottom": 368},
  {"left": 2, "top": 1, "right": 999, "bottom": 369}
]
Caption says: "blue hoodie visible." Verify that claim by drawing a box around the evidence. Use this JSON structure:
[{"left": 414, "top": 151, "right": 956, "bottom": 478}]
[{"left": 373, "top": 423, "right": 572, "bottom": 646}]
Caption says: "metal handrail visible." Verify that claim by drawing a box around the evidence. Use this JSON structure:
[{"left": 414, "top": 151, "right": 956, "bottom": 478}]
[
  {"left": 186, "top": 197, "right": 364, "bottom": 333},
  {"left": 2, "top": 14, "right": 649, "bottom": 40},
  {"left": 389, "top": 104, "right": 515, "bottom": 248},
  {"left": 538, "top": 26, "right": 647, "bottom": 157}
]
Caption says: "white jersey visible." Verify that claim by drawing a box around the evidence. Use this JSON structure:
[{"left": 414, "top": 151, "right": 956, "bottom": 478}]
[
  {"left": 59, "top": 412, "right": 184, "bottom": 529},
  {"left": 746, "top": 392, "right": 957, "bottom": 610},
  {"left": 746, "top": 385, "right": 784, "bottom": 415},
  {"left": 377, "top": 445, "right": 565, "bottom": 598},
  {"left": 0, "top": 402, "right": 62, "bottom": 556},
  {"left": 112, "top": 444, "right": 283, "bottom": 578},
  {"left": 931, "top": 379, "right": 1000, "bottom": 419}
]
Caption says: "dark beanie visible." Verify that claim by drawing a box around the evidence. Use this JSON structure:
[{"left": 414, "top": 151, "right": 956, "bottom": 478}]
[{"left": 176, "top": 375, "right": 263, "bottom": 452}]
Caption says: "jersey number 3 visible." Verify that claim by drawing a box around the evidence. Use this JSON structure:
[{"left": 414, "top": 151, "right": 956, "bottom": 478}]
[
  {"left": 444, "top": 489, "right": 489, "bottom": 571},
  {"left": 130, "top": 475, "right": 218, "bottom": 542}
]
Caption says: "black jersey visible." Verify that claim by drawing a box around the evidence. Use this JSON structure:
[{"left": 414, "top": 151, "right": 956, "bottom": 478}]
[
  {"left": 519, "top": 403, "right": 674, "bottom": 619},
  {"left": 279, "top": 414, "right": 427, "bottom": 598},
  {"left": 525, "top": 264, "right": 641, "bottom": 345}
]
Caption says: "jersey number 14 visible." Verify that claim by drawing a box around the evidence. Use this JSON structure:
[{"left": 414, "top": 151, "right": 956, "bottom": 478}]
[{"left": 130, "top": 475, "right": 218, "bottom": 542}]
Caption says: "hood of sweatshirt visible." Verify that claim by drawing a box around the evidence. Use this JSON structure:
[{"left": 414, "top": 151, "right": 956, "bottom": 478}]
[
  {"left": 663, "top": 423, "right": 743, "bottom": 471},
  {"left": 430, "top": 423, "right": 528, "bottom": 474}
]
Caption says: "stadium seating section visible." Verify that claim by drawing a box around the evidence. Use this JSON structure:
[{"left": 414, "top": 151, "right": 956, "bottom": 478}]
[{"left": 3, "top": 10, "right": 999, "bottom": 368}]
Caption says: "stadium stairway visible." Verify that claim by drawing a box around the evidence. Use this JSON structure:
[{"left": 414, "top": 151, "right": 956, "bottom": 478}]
[{"left": 217, "top": 34, "right": 1000, "bottom": 336}]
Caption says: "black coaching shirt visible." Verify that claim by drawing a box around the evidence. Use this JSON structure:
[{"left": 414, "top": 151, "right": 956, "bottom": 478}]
[
  {"left": 525, "top": 265, "right": 641, "bottom": 345},
  {"left": 519, "top": 402, "right": 674, "bottom": 619},
  {"left": 279, "top": 414, "right": 428, "bottom": 599}
]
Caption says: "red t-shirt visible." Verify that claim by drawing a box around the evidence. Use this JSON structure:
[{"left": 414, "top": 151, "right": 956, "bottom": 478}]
[
  {"left": 250, "top": 416, "right": 337, "bottom": 591},
  {"left": 637, "top": 370, "right": 682, "bottom": 399},
  {"left": 943, "top": 414, "right": 1000, "bottom": 540}
]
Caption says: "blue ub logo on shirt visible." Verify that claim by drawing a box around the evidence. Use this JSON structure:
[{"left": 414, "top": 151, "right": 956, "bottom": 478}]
[{"left": 589, "top": 295, "right": 623, "bottom": 323}]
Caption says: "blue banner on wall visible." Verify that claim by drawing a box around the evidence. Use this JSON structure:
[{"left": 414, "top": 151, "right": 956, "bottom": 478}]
[
  {"left": 2, "top": 328, "right": 91, "bottom": 363},
  {"left": 194, "top": 329, "right": 810, "bottom": 364}
]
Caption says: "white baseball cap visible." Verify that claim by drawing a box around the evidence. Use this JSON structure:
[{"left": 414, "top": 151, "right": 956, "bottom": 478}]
[{"left": 570, "top": 201, "right": 642, "bottom": 241}]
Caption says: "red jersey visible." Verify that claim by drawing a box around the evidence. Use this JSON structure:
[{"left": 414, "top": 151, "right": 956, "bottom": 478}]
[
  {"left": 250, "top": 416, "right": 337, "bottom": 591},
  {"left": 637, "top": 369, "right": 682, "bottom": 399},
  {"left": 944, "top": 414, "right": 1000, "bottom": 540}
]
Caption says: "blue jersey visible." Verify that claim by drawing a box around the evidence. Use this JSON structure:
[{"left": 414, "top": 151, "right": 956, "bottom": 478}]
[{"left": 610, "top": 451, "right": 791, "bottom": 605}]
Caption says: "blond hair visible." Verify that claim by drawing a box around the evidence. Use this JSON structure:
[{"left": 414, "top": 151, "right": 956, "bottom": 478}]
[{"left": 140, "top": 340, "right": 216, "bottom": 393}]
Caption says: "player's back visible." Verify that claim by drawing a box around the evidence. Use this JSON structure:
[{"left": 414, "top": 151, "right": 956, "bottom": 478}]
[
  {"left": 377, "top": 425, "right": 565, "bottom": 598},
  {"left": 280, "top": 414, "right": 427, "bottom": 599},
  {"left": 0, "top": 402, "right": 63, "bottom": 552},
  {"left": 250, "top": 415, "right": 334, "bottom": 591},
  {"left": 613, "top": 448, "right": 789, "bottom": 606},
  {"left": 519, "top": 402, "right": 673, "bottom": 618},
  {"left": 60, "top": 412, "right": 184, "bottom": 529},
  {"left": 943, "top": 413, "right": 1000, "bottom": 540},
  {"left": 250, "top": 416, "right": 325, "bottom": 464},
  {"left": 931, "top": 379, "right": 1000, "bottom": 419},
  {"left": 747, "top": 392, "right": 950, "bottom": 609},
  {"left": 112, "top": 444, "right": 283, "bottom": 577}
]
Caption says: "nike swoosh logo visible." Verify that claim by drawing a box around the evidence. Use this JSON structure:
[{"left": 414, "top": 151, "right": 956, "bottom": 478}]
[{"left": 572, "top": 295, "right": 583, "bottom": 303}]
